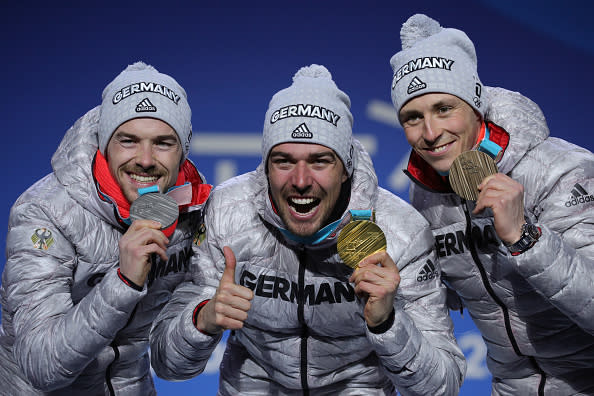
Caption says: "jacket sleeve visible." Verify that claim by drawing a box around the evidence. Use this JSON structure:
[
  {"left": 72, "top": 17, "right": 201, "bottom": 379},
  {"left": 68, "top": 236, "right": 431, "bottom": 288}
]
[
  {"left": 149, "top": 199, "right": 224, "bottom": 380},
  {"left": 3, "top": 200, "right": 145, "bottom": 391},
  {"left": 486, "top": 86, "right": 594, "bottom": 335},
  {"left": 513, "top": 142, "right": 594, "bottom": 335},
  {"left": 367, "top": 200, "right": 465, "bottom": 396}
]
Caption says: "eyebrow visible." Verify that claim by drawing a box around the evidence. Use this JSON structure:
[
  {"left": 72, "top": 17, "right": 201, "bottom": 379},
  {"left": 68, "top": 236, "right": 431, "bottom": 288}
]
[
  {"left": 400, "top": 99, "right": 458, "bottom": 120},
  {"left": 112, "top": 131, "right": 179, "bottom": 142},
  {"left": 430, "top": 99, "right": 455, "bottom": 109},
  {"left": 269, "top": 149, "right": 337, "bottom": 161}
]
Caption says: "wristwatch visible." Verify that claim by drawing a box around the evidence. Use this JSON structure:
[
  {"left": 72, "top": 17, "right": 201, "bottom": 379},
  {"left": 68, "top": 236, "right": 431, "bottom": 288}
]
[{"left": 505, "top": 222, "right": 542, "bottom": 256}]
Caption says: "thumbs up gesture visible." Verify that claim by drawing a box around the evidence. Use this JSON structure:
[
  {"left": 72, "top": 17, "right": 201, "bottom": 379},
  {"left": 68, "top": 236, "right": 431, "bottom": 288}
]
[{"left": 195, "top": 246, "right": 254, "bottom": 335}]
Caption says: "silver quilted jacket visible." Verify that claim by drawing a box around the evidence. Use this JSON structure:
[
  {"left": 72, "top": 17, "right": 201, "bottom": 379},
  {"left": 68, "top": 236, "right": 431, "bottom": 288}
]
[
  {"left": 150, "top": 140, "right": 466, "bottom": 395},
  {"left": 0, "top": 107, "right": 208, "bottom": 395},
  {"left": 406, "top": 87, "right": 594, "bottom": 395}
]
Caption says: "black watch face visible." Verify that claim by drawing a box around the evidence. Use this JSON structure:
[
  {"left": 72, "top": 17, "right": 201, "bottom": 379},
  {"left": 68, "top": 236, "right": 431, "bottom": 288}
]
[
  {"left": 508, "top": 223, "right": 540, "bottom": 253},
  {"left": 525, "top": 224, "right": 540, "bottom": 239}
]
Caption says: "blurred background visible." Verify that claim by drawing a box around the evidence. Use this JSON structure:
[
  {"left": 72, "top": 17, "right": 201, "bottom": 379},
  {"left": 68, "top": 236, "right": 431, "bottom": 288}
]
[{"left": 1, "top": 0, "right": 593, "bottom": 394}]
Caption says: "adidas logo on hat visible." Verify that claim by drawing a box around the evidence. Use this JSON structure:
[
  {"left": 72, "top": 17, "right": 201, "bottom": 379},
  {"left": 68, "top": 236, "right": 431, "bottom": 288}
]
[
  {"left": 407, "top": 77, "right": 427, "bottom": 94},
  {"left": 565, "top": 183, "right": 593, "bottom": 207},
  {"left": 291, "top": 123, "right": 313, "bottom": 139},
  {"left": 136, "top": 98, "right": 157, "bottom": 112},
  {"left": 416, "top": 259, "right": 438, "bottom": 282}
]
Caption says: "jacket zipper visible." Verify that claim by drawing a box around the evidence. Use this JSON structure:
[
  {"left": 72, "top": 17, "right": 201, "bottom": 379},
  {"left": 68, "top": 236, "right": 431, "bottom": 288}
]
[
  {"left": 462, "top": 203, "right": 546, "bottom": 395},
  {"left": 106, "top": 343, "right": 118, "bottom": 396},
  {"left": 105, "top": 304, "right": 138, "bottom": 395},
  {"left": 297, "top": 247, "right": 310, "bottom": 396}
]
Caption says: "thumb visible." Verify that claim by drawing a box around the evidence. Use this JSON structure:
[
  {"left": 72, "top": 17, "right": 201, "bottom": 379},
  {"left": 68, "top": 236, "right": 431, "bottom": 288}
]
[{"left": 221, "top": 246, "right": 237, "bottom": 284}]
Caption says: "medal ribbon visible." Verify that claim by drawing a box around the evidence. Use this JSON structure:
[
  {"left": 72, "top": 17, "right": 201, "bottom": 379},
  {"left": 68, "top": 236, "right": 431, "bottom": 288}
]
[
  {"left": 278, "top": 210, "right": 374, "bottom": 246},
  {"left": 278, "top": 217, "right": 344, "bottom": 246}
]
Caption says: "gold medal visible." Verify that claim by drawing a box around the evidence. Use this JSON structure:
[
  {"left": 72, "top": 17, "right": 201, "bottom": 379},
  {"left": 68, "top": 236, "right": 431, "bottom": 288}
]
[
  {"left": 337, "top": 220, "right": 387, "bottom": 269},
  {"left": 449, "top": 150, "right": 498, "bottom": 201}
]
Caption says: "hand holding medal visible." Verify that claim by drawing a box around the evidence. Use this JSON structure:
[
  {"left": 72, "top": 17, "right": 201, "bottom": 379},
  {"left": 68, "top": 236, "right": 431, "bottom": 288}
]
[
  {"left": 119, "top": 188, "right": 179, "bottom": 288},
  {"left": 450, "top": 150, "right": 526, "bottom": 246},
  {"left": 339, "top": 216, "right": 400, "bottom": 328}
]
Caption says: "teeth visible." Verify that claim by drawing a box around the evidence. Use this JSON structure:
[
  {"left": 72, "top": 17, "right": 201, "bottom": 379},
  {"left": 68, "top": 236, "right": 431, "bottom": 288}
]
[
  {"left": 290, "top": 197, "right": 315, "bottom": 205},
  {"left": 430, "top": 145, "right": 448, "bottom": 153},
  {"left": 130, "top": 174, "right": 158, "bottom": 183}
]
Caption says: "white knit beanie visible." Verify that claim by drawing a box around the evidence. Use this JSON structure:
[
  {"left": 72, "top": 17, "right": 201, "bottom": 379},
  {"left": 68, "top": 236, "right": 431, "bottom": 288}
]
[
  {"left": 390, "top": 14, "right": 486, "bottom": 124},
  {"left": 98, "top": 61, "right": 192, "bottom": 161},
  {"left": 262, "top": 64, "right": 355, "bottom": 176}
]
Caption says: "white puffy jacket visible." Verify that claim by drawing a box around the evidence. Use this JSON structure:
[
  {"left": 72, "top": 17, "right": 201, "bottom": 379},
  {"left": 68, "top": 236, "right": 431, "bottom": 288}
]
[
  {"left": 406, "top": 87, "right": 594, "bottom": 395},
  {"left": 151, "top": 140, "right": 465, "bottom": 395},
  {"left": 0, "top": 107, "right": 209, "bottom": 395}
]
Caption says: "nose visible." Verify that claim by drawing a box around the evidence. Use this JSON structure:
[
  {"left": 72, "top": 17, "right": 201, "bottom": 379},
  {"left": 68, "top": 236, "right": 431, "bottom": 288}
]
[
  {"left": 291, "top": 161, "right": 312, "bottom": 194},
  {"left": 422, "top": 117, "right": 441, "bottom": 144},
  {"left": 135, "top": 142, "right": 155, "bottom": 170}
]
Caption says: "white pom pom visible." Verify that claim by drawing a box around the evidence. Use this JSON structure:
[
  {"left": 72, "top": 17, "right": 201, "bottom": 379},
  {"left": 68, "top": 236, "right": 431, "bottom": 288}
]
[
  {"left": 400, "top": 14, "right": 442, "bottom": 50},
  {"left": 125, "top": 61, "right": 157, "bottom": 73},
  {"left": 293, "top": 64, "right": 332, "bottom": 82}
]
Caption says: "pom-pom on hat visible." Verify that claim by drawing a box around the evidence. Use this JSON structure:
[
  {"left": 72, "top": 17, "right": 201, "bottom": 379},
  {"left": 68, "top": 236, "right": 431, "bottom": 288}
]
[
  {"left": 262, "top": 64, "right": 355, "bottom": 176},
  {"left": 389, "top": 14, "right": 486, "bottom": 125},
  {"left": 98, "top": 61, "right": 192, "bottom": 161}
]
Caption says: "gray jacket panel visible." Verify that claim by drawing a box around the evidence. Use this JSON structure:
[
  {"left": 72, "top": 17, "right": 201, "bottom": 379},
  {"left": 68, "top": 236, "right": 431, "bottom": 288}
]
[
  {"left": 408, "top": 87, "right": 594, "bottom": 395},
  {"left": 151, "top": 141, "right": 465, "bottom": 395}
]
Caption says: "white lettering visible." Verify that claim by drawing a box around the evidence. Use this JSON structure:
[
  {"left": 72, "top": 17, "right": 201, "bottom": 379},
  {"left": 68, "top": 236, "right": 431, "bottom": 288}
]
[
  {"left": 392, "top": 57, "right": 455, "bottom": 89},
  {"left": 271, "top": 110, "right": 280, "bottom": 123},
  {"left": 111, "top": 81, "right": 182, "bottom": 105},
  {"left": 269, "top": 103, "right": 340, "bottom": 126}
]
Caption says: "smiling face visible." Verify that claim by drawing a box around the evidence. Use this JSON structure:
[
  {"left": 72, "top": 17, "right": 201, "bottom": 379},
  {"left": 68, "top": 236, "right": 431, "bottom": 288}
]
[
  {"left": 399, "top": 93, "right": 482, "bottom": 174},
  {"left": 267, "top": 142, "right": 348, "bottom": 237},
  {"left": 106, "top": 118, "right": 182, "bottom": 203}
]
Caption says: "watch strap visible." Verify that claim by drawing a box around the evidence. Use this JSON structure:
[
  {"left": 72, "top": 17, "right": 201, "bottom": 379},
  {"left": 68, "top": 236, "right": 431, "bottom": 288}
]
[{"left": 505, "top": 222, "right": 542, "bottom": 256}]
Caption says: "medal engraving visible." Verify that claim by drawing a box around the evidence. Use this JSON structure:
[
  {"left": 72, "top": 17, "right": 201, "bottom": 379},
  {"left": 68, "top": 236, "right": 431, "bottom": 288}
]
[
  {"left": 130, "top": 192, "right": 179, "bottom": 229},
  {"left": 449, "top": 150, "right": 498, "bottom": 201},
  {"left": 337, "top": 220, "right": 387, "bottom": 269}
]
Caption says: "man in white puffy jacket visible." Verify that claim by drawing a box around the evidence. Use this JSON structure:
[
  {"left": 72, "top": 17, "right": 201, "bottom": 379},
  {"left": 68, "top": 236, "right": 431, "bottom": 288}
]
[
  {"left": 0, "top": 62, "right": 211, "bottom": 395},
  {"left": 150, "top": 64, "right": 465, "bottom": 395},
  {"left": 390, "top": 14, "right": 594, "bottom": 395}
]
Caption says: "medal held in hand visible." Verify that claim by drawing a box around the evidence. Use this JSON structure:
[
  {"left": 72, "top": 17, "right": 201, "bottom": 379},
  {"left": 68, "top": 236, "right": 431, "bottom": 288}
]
[
  {"left": 130, "top": 192, "right": 179, "bottom": 230},
  {"left": 337, "top": 220, "right": 387, "bottom": 269},
  {"left": 449, "top": 150, "right": 498, "bottom": 201}
]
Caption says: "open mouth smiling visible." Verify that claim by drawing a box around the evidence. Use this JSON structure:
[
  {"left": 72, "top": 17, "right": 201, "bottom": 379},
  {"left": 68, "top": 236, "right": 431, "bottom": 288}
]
[{"left": 288, "top": 197, "right": 320, "bottom": 215}]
